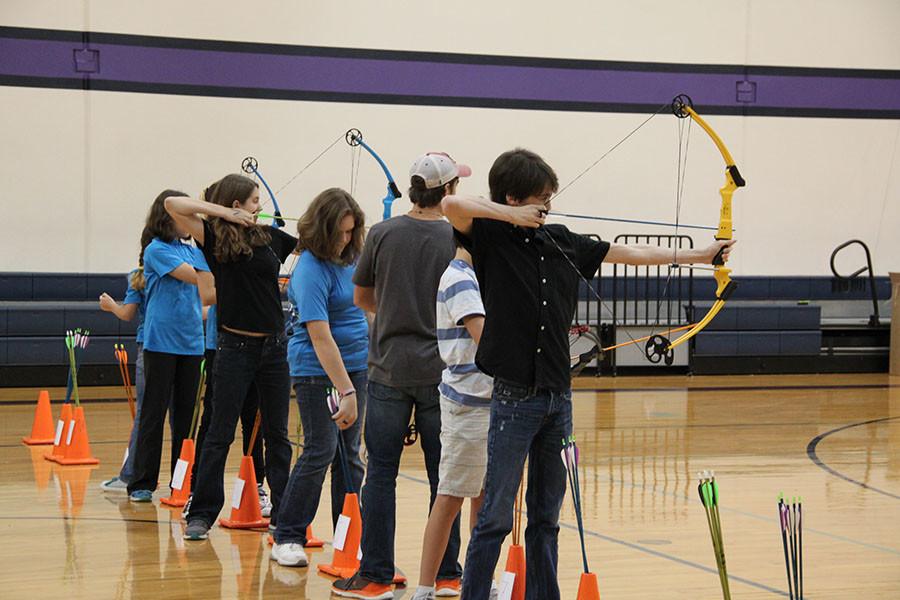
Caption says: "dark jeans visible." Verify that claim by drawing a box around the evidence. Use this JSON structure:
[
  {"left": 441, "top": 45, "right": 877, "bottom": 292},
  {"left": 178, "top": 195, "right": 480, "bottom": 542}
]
[
  {"left": 274, "top": 371, "right": 367, "bottom": 545},
  {"left": 359, "top": 381, "right": 462, "bottom": 584},
  {"left": 128, "top": 350, "right": 202, "bottom": 494},
  {"left": 194, "top": 349, "right": 265, "bottom": 486},
  {"left": 461, "top": 379, "right": 573, "bottom": 600},
  {"left": 187, "top": 331, "right": 292, "bottom": 528}
]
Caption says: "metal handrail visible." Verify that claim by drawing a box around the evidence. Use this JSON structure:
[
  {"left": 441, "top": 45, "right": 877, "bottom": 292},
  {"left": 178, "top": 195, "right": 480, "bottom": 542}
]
[{"left": 830, "top": 239, "right": 880, "bottom": 326}]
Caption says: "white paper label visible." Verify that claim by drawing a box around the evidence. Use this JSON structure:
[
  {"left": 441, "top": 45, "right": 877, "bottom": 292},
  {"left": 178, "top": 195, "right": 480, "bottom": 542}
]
[
  {"left": 54, "top": 421, "right": 64, "bottom": 446},
  {"left": 498, "top": 572, "right": 516, "bottom": 600},
  {"left": 172, "top": 459, "right": 189, "bottom": 491},
  {"left": 231, "top": 478, "right": 245, "bottom": 510},
  {"left": 333, "top": 514, "right": 351, "bottom": 551},
  {"left": 65, "top": 420, "right": 76, "bottom": 445},
  {"left": 357, "top": 545, "right": 362, "bottom": 561},
  {"left": 121, "top": 447, "right": 129, "bottom": 467}
]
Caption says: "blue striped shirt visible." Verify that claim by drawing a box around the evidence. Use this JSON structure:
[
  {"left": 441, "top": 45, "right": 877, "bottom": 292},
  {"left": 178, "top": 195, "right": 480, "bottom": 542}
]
[{"left": 436, "top": 260, "right": 492, "bottom": 406}]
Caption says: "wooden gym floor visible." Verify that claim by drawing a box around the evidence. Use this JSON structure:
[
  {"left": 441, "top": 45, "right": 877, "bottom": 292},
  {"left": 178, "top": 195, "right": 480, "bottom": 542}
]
[{"left": 1, "top": 373, "right": 898, "bottom": 599}]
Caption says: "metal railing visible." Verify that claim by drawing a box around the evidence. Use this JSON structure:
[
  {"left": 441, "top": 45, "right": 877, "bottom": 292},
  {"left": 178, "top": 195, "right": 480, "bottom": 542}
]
[{"left": 830, "top": 239, "right": 880, "bottom": 326}]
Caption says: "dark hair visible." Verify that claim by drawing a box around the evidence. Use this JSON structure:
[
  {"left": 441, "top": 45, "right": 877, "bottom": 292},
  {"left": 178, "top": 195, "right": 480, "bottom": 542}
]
[
  {"left": 204, "top": 174, "right": 272, "bottom": 263},
  {"left": 488, "top": 148, "right": 558, "bottom": 205},
  {"left": 296, "top": 188, "right": 366, "bottom": 264},
  {"left": 132, "top": 189, "right": 188, "bottom": 290},
  {"left": 408, "top": 176, "right": 458, "bottom": 209}
]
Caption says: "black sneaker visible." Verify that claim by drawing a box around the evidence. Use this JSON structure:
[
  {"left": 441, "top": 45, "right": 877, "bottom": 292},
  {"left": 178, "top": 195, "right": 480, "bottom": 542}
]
[
  {"left": 332, "top": 573, "right": 394, "bottom": 599},
  {"left": 184, "top": 519, "right": 210, "bottom": 540}
]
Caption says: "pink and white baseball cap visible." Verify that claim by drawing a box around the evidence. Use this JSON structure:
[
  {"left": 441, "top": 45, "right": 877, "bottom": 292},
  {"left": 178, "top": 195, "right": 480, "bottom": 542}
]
[{"left": 409, "top": 152, "right": 472, "bottom": 189}]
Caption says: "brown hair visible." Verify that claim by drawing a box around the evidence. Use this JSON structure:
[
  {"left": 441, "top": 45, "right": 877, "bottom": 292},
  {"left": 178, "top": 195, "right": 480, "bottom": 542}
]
[
  {"left": 408, "top": 176, "right": 458, "bottom": 209},
  {"left": 131, "top": 189, "right": 188, "bottom": 290},
  {"left": 295, "top": 188, "right": 365, "bottom": 264},
  {"left": 488, "top": 148, "right": 558, "bottom": 205},
  {"left": 204, "top": 174, "right": 272, "bottom": 263}
]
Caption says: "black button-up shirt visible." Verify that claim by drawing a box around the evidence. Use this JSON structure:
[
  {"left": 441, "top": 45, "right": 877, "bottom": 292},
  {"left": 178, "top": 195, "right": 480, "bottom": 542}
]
[{"left": 456, "top": 219, "right": 609, "bottom": 391}]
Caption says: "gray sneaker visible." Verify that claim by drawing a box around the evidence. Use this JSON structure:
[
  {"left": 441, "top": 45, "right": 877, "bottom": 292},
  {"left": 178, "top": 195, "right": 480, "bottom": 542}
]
[
  {"left": 100, "top": 477, "right": 128, "bottom": 493},
  {"left": 184, "top": 519, "right": 210, "bottom": 541}
]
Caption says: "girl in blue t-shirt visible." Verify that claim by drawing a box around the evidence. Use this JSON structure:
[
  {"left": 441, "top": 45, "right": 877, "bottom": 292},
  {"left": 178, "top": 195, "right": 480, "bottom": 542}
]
[
  {"left": 270, "top": 188, "right": 369, "bottom": 567},
  {"left": 98, "top": 262, "right": 176, "bottom": 492},
  {"left": 127, "top": 190, "right": 213, "bottom": 502}
]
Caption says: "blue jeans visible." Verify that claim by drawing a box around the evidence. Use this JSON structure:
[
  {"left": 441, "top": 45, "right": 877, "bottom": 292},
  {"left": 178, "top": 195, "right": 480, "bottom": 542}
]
[
  {"left": 274, "top": 371, "right": 367, "bottom": 545},
  {"left": 359, "top": 381, "right": 462, "bottom": 584},
  {"left": 461, "top": 379, "right": 573, "bottom": 600},
  {"left": 187, "top": 331, "right": 292, "bottom": 527},
  {"left": 118, "top": 344, "right": 146, "bottom": 483}
]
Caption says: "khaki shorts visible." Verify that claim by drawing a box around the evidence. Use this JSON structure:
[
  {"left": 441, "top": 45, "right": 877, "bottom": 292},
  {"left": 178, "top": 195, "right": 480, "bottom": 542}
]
[{"left": 438, "top": 395, "right": 490, "bottom": 498}]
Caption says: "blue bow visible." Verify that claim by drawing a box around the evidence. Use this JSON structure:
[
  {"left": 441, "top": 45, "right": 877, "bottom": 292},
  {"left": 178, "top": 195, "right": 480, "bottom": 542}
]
[
  {"left": 241, "top": 156, "right": 285, "bottom": 229},
  {"left": 345, "top": 129, "right": 402, "bottom": 221}
]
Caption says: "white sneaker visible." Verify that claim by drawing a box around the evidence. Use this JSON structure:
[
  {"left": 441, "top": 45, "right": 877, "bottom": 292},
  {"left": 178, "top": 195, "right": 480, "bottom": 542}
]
[
  {"left": 258, "top": 484, "right": 272, "bottom": 518},
  {"left": 271, "top": 542, "right": 308, "bottom": 567},
  {"left": 99, "top": 477, "right": 128, "bottom": 493}
]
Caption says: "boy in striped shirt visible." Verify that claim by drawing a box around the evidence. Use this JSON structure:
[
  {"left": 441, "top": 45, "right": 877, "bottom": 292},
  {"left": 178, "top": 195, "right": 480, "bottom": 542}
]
[{"left": 412, "top": 241, "right": 494, "bottom": 600}]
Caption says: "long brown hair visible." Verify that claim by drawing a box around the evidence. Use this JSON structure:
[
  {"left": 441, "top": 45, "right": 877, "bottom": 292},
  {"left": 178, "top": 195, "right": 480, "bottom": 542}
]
[
  {"left": 204, "top": 174, "right": 272, "bottom": 263},
  {"left": 131, "top": 189, "right": 188, "bottom": 290},
  {"left": 296, "top": 188, "right": 365, "bottom": 264}
]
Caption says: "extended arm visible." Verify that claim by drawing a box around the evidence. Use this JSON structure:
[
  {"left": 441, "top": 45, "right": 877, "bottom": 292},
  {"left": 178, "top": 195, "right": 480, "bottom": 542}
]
[
  {"left": 99, "top": 293, "right": 139, "bottom": 322},
  {"left": 604, "top": 239, "right": 735, "bottom": 266}
]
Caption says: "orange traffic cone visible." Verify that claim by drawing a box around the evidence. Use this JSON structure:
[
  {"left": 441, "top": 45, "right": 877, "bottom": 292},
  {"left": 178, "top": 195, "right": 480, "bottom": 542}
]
[
  {"left": 576, "top": 572, "right": 601, "bottom": 600},
  {"left": 503, "top": 544, "right": 526, "bottom": 600},
  {"left": 161, "top": 439, "right": 195, "bottom": 507},
  {"left": 56, "top": 406, "right": 100, "bottom": 465},
  {"left": 219, "top": 455, "right": 269, "bottom": 529},
  {"left": 23, "top": 390, "right": 55, "bottom": 445},
  {"left": 305, "top": 525, "right": 324, "bottom": 548},
  {"left": 45, "top": 403, "right": 73, "bottom": 463},
  {"left": 317, "top": 492, "right": 362, "bottom": 578}
]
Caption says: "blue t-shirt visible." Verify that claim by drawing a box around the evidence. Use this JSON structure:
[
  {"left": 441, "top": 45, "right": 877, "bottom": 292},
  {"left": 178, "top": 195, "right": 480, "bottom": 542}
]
[
  {"left": 142, "top": 238, "right": 210, "bottom": 355},
  {"left": 205, "top": 305, "right": 217, "bottom": 351},
  {"left": 287, "top": 251, "right": 368, "bottom": 377},
  {"left": 123, "top": 269, "right": 146, "bottom": 344}
]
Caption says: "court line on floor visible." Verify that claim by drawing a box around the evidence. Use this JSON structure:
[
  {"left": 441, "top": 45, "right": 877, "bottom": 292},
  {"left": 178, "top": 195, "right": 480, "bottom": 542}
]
[
  {"left": 574, "top": 382, "right": 900, "bottom": 394},
  {"left": 397, "top": 472, "right": 787, "bottom": 597},
  {"left": 806, "top": 415, "right": 900, "bottom": 501}
]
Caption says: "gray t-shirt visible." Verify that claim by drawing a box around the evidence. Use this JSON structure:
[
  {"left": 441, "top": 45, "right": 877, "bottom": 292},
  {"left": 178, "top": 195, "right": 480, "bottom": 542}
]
[{"left": 353, "top": 215, "right": 454, "bottom": 387}]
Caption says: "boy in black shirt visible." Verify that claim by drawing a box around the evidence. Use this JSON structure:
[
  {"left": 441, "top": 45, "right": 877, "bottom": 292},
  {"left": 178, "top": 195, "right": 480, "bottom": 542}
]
[{"left": 442, "top": 148, "right": 734, "bottom": 600}]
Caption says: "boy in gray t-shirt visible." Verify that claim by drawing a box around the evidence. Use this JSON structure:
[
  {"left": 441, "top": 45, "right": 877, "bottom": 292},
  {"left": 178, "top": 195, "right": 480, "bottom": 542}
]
[{"left": 334, "top": 152, "right": 471, "bottom": 599}]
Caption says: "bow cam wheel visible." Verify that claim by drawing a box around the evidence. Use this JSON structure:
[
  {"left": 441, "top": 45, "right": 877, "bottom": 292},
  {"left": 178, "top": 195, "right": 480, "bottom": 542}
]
[
  {"left": 345, "top": 128, "right": 363, "bottom": 147},
  {"left": 645, "top": 335, "right": 674, "bottom": 365},
  {"left": 672, "top": 94, "right": 694, "bottom": 118},
  {"left": 241, "top": 156, "right": 258, "bottom": 174}
]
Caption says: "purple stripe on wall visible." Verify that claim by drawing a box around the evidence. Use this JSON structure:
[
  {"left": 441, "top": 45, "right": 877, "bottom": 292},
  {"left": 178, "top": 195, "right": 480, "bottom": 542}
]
[{"left": 2, "top": 28, "right": 899, "bottom": 117}]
